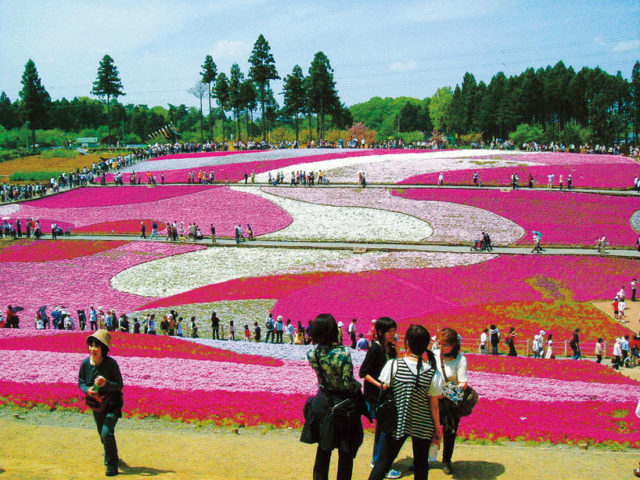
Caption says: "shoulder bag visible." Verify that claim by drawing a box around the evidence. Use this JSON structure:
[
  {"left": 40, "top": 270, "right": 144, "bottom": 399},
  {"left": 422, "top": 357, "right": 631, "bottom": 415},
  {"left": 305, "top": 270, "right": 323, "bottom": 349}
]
[
  {"left": 440, "top": 354, "right": 479, "bottom": 418},
  {"left": 375, "top": 359, "right": 397, "bottom": 433}
]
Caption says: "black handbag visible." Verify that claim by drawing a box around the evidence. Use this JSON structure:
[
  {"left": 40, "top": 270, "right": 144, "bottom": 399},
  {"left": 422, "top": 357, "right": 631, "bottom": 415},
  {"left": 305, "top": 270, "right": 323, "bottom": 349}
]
[{"left": 375, "top": 359, "right": 397, "bottom": 433}]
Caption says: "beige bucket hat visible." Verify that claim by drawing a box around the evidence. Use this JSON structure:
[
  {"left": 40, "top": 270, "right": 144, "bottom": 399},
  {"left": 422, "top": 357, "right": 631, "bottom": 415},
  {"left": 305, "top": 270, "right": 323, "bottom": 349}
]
[{"left": 87, "top": 329, "right": 112, "bottom": 351}]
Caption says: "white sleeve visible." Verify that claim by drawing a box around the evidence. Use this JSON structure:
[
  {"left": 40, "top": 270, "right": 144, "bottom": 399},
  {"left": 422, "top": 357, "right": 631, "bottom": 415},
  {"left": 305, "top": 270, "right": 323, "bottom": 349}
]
[
  {"left": 456, "top": 355, "right": 469, "bottom": 383},
  {"left": 430, "top": 370, "right": 444, "bottom": 396},
  {"left": 378, "top": 359, "right": 395, "bottom": 385}
]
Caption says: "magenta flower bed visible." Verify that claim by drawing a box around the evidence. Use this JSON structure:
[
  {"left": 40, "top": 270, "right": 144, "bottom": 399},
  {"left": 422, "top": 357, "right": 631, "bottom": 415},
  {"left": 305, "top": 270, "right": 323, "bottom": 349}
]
[
  {"left": 467, "top": 353, "right": 637, "bottom": 385},
  {"left": 10, "top": 186, "right": 292, "bottom": 237},
  {"left": 0, "top": 241, "right": 203, "bottom": 325},
  {"left": 393, "top": 188, "right": 640, "bottom": 246},
  {"left": 0, "top": 332, "right": 282, "bottom": 366},
  {"left": 138, "top": 255, "right": 634, "bottom": 344},
  {"left": 0, "top": 381, "right": 637, "bottom": 446},
  {"left": 75, "top": 219, "right": 166, "bottom": 235},
  {"left": 0, "top": 239, "right": 127, "bottom": 262},
  {"left": 22, "top": 186, "right": 213, "bottom": 208},
  {"left": 401, "top": 163, "right": 640, "bottom": 189}
]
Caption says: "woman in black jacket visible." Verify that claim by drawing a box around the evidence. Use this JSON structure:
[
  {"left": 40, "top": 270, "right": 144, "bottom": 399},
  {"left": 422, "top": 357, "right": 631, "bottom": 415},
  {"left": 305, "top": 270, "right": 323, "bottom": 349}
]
[{"left": 359, "top": 317, "right": 401, "bottom": 478}]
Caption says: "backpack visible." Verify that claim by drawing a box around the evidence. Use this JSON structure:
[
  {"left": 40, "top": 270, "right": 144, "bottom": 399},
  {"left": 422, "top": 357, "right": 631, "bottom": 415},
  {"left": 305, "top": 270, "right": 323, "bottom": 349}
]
[{"left": 266, "top": 319, "right": 274, "bottom": 330}]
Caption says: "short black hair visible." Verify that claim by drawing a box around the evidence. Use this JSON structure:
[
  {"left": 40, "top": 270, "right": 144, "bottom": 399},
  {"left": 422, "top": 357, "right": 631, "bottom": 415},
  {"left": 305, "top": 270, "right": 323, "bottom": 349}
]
[
  {"left": 87, "top": 337, "right": 109, "bottom": 356},
  {"left": 310, "top": 313, "right": 338, "bottom": 346}
]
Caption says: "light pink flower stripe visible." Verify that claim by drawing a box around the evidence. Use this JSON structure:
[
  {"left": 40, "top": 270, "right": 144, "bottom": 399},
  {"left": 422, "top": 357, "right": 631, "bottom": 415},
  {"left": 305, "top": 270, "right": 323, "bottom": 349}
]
[{"left": 262, "top": 187, "right": 524, "bottom": 245}]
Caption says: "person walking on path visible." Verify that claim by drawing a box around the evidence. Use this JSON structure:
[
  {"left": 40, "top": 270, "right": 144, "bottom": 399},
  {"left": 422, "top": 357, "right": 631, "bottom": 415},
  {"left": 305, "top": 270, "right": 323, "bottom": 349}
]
[
  {"left": 505, "top": 327, "right": 517, "bottom": 356},
  {"left": 150, "top": 221, "right": 159, "bottom": 240},
  {"left": 210, "top": 311, "right": 220, "bottom": 340},
  {"left": 140, "top": 222, "right": 146, "bottom": 239},
  {"left": 570, "top": 328, "right": 581, "bottom": 360},
  {"left": 210, "top": 224, "right": 216, "bottom": 244},
  {"left": 78, "top": 330, "right": 124, "bottom": 477},
  {"left": 632, "top": 279, "right": 637, "bottom": 302}
]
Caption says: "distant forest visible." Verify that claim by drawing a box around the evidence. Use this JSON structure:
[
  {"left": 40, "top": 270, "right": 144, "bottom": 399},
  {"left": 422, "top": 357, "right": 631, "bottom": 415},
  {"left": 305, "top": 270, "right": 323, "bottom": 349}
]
[{"left": 1, "top": 57, "right": 638, "bottom": 151}]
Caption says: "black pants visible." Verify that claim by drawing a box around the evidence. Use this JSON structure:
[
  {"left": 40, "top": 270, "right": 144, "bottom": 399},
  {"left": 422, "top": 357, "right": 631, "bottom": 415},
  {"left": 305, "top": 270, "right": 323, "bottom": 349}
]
[
  {"left": 212, "top": 327, "right": 219, "bottom": 340},
  {"left": 369, "top": 435, "right": 430, "bottom": 480},
  {"left": 276, "top": 331, "right": 283, "bottom": 343},
  {"left": 93, "top": 411, "right": 119, "bottom": 468},
  {"left": 313, "top": 446, "right": 353, "bottom": 480},
  {"left": 442, "top": 417, "right": 460, "bottom": 464}
]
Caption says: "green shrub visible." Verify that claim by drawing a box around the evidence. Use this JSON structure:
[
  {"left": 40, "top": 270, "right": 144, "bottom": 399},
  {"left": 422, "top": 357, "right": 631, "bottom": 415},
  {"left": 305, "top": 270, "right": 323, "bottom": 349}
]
[{"left": 10, "top": 171, "right": 63, "bottom": 182}]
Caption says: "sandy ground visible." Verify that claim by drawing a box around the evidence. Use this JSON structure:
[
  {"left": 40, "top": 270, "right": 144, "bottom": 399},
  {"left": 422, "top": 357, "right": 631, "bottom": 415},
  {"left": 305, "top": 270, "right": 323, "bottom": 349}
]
[{"left": 0, "top": 409, "right": 637, "bottom": 480}]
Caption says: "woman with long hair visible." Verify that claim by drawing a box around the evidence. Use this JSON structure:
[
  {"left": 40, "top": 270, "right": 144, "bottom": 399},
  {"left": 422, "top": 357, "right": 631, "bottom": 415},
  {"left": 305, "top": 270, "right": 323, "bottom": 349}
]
[
  {"left": 301, "top": 314, "right": 365, "bottom": 480},
  {"left": 359, "top": 317, "right": 401, "bottom": 478},
  {"left": 369, "top": 324, "right": 443, "bottom": 480},
  {"left": 433, "top": 328, "right": 469, "bottom": 476}
]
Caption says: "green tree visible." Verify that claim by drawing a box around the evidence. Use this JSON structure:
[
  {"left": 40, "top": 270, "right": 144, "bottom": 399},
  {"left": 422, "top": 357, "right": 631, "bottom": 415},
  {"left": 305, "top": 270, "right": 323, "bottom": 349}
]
[
  {"left": 241, "top": 79, "right": 258, "bottom": 140},
  {"left": 214, "top": 73, "right": 230, "bottom": 141},
  {"left": 248, "top": 34, "right": 279, "bottom": 142},
  {"left": 631, "top": 60, "right": 640, "bottom": 147},
  {"left": 0, "top": 92, "right": 19, "bottom": 130},
  {"left": 91, "top": 55, "right": 125, "bottom": 144},
  {"left": 429, "top": 87, "right": 452, "bottom": 132},
  {"left": 228, "top": 64, "right": 245, "bottom": 141},
  {"left": 201, "top": 55, "right": 217, "bottom": 141},
  {"left": 306, "top": 51, "right": 341, "bottom": 140},
  {"left": 19, "top": 59, "right": 51, "bottom": 149},
  {"left": 282, "top": 65, "right": 306, "bottom": 144}
]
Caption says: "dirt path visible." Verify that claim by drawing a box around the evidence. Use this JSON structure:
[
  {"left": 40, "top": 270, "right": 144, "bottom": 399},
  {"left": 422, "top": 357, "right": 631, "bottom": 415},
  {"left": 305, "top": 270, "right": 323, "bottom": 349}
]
[{"left": 0, "top": 410, "right": 636, "bottom": 480}]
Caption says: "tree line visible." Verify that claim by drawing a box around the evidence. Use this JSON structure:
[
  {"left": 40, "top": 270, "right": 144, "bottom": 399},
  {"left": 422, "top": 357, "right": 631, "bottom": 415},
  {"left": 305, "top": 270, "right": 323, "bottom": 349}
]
[
  {"left": 1, "top": 38, "right": 638, "bottom": 150},
  {"left": 0, "top": 34, "right": 352, "bottom": 150}
]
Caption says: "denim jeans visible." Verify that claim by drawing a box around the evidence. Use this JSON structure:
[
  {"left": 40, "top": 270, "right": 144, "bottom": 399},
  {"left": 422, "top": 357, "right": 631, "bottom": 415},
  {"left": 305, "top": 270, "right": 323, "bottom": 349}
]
[
  {"left": 369, "top": 435, "right": 430, "bottom": 480},
  {"left": 313, "top": 446, "right": 353, "bottom": 480},
  {"left": 365, "top": 401, "right": 385, "bottom": 464},
  {"left": 93, "top": 411, "right": 119, "bottom": 468}
]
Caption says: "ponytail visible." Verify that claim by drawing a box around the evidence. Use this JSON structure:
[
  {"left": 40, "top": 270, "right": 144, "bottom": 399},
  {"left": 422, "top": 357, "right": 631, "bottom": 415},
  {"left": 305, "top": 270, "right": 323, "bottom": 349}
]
[{"left": 404, "top": 324, "right": 431, "bottom": 389}]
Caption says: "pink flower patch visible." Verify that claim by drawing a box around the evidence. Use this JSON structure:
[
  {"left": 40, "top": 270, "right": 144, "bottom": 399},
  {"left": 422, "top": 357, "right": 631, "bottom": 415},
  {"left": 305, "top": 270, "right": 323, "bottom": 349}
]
[
  {"left": 393, "top": 188, "right": 640, "bottom": 246},
  {"left": 0, "top": 239, "right": 127, "bottom": 262}
]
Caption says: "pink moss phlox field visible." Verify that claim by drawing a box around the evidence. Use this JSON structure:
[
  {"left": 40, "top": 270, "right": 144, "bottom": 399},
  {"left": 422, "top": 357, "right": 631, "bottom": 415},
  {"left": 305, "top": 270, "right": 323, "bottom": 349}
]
[
  {"left": 11, "top": 186, "right": 291, "bottom": 237},
  {"left": 262, "top": 186, "right": 523, "bottom": 245},
  {"left": 401, "top": 163, "right": 640, "bottom": 189},
  {"left": 0, "top": 332, "right": 282, "bottom": 366},
  {"left": 268, "top": 255, "right": 637, "bottom": 340},
  {"left": 0, "top": 381, "right": 637, "bottom": 446},
  {"left": 75, "top": 219, "right": 167, "bottom": 235},
  {"left": 0, "top": 241, "right": 203, "bottom": 327},
  {"left": 460, "top": 398, "right": 640, "bottom": 447},
  {"left": 392, "top": 188, "right": 640, "bottom": 246},
  {"left": 147, "top": 151, "right": 260, "bottom": 162},
  {"left": 0, "top": 239, "right": 127, "bottom": 262},
  {"left": 466, "top": 353, "right": 638, "bottom": 385},
  {"left": 117, "top": 149, "right": 437, "bottom": 183},
  {"left": 22, "top": 186, "right": 212, "bottom": 208}
]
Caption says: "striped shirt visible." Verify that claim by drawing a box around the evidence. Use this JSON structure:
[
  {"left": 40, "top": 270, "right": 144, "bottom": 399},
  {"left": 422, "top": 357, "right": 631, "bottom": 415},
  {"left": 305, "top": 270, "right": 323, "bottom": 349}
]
[{"left": 379, "top": 357, "right": 443, "bottom": 440}]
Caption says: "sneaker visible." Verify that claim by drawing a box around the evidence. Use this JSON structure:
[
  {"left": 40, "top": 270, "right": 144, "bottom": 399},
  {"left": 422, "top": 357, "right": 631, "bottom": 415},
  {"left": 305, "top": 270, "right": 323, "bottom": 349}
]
[
  {"left": 385, "top": 469, "right": 402, "bottom": 479},
  {"left": 442, "top": 463, "right": 452, "bottom": 475},
  {"left": 370, "top": 462, "right": 375, "bottom": 468}
]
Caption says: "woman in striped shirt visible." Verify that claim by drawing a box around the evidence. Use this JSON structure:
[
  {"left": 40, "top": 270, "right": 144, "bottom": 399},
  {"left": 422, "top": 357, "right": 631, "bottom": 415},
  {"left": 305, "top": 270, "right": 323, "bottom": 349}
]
[{"left": 369, "top": 325, "right": 443, "bottom": 480}]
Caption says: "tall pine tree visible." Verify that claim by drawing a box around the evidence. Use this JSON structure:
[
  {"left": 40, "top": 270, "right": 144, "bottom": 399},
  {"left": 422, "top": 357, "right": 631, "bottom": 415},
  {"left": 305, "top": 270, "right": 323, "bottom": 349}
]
[
  {"left": 92, "top": 55, "right": 125, "bottom": 144},
  {"left": 214, "top": 73, "right": 230, "bottom": 142},
  {"left": 283, "top": 65, "right": 306, "bottom": 144},
  {"left": 19, "top": 59, "right": 51, "bottom": 149},
  {"left": 201, "top": 55, "right": 217, "bottom": 141},
  {"left": 306, "top": 52, "right": 340, "bottom": 141},
  {"left": 631, "top": 61, "right": 640, "bottom": 147},
  {"left": 248, "top": 34, "right": 279, "bottom": 141}
]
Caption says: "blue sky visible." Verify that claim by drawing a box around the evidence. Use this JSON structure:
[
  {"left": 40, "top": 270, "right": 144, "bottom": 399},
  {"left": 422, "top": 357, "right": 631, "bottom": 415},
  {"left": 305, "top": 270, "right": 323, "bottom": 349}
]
[{"left": 1, "top": 0, "right": 639, "bottom": 109}]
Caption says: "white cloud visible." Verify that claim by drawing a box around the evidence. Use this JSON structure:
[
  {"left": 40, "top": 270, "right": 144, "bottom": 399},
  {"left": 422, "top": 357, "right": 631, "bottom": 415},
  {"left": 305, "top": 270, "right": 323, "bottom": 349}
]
[
  {"left": 210, "top": 40, "right": 252, "bottom": 61},
  {"left": 612, "top": 39, "right": 640, "bottom": 52},
  {"left": 390, "top": 61, "right": 419, "bottom": 72}
]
